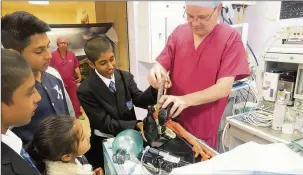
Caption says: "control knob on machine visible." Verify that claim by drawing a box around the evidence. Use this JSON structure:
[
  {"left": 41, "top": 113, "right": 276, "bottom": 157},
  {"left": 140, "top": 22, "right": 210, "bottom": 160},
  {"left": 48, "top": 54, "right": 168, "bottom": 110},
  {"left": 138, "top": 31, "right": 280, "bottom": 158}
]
[{"left": 295, "top": 101, "right": 301, "bottom": 107}]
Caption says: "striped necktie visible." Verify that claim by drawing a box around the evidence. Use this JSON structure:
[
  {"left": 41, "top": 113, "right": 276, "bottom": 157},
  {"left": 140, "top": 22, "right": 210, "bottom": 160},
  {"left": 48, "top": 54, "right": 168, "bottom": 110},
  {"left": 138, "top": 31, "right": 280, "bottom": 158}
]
[
  {"left": 109, "top": 81, "right": 116, "bottom": 93},
  {"left": 20, "top": 147, "right": 40, "bottom": 174}
]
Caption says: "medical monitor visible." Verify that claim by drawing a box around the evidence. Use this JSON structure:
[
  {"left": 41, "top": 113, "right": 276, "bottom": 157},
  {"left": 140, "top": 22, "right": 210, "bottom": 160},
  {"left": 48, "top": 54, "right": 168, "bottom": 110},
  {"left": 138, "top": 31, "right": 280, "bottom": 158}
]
[
  {"left": 279, "top": 1, "right": 303, "bottom": 20},
  {"left": 278, "top": 1, "right": 303, "bottom": 27}
]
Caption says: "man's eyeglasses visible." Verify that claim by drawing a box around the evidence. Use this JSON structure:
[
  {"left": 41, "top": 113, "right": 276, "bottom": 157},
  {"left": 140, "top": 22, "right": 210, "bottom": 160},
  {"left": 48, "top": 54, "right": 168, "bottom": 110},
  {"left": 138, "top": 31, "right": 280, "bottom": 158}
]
[{"left": 183, "top": 7, "right": 217, "bottom": 23}]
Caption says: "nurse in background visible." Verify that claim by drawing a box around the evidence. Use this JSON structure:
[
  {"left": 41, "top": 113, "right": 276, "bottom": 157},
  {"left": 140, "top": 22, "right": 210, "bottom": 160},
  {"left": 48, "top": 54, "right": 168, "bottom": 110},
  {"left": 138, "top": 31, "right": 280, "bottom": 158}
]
[
  {"left": 147, "top": 1, "right": 250, "bottom": 149},
  {"left": 51, "top": 37, "right": 82, "bottom": 117}
]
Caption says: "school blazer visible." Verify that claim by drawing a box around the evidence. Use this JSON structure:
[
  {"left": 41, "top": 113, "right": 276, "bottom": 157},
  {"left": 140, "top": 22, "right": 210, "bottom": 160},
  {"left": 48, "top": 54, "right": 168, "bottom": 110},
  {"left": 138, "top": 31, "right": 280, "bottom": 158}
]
[
  {"left": 1, "top": 142, "right": 39, "bottom": 175},
  {"left": 77, "top": 69, "right": 158, "bottom": 136}
]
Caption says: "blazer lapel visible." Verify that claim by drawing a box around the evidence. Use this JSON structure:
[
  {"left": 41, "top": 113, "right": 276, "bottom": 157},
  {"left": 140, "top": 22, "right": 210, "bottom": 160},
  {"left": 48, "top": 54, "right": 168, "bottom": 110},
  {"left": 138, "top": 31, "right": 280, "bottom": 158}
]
[
  {"left": 89, "top": 71, "right": 118, "bottom": 112},
  {"left": 114, "top": 70, "right": 126, "bottom": 117},
  {"left": 1, "top": 142, "right": 38, "bottom": 175}
]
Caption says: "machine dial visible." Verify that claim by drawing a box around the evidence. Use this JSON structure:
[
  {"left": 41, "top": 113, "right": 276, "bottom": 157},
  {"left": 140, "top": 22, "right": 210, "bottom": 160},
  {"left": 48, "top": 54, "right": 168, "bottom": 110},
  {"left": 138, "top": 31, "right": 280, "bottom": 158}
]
[{"left": 295, "top": 101, "right": 301, "bottom": 107}]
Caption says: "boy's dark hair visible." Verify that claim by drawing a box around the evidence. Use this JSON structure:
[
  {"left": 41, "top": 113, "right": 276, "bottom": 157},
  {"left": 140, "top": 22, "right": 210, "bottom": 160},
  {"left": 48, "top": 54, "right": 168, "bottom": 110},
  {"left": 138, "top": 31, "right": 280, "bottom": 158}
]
[
  {"left": 26, "top": 116, "right": 80, "bottom": 174},
  {"left": 1, "top": 48, "right": 32, "bottom": 105},
  {"left": 84, "top": 36, "right": 113, "bottom": 63},
  {"left": 1, "top": 11, "right": 51, "bottom": 52}
]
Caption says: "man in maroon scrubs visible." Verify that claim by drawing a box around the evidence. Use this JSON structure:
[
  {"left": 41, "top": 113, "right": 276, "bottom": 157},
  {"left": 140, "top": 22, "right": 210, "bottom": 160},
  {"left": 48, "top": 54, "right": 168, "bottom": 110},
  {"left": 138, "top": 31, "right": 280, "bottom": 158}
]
[
  {"left": 51, "top": 37, "right": 82, "bottom": 117},
  {"left": 147, "top": 1, "right": 250, "bottom": 149}
]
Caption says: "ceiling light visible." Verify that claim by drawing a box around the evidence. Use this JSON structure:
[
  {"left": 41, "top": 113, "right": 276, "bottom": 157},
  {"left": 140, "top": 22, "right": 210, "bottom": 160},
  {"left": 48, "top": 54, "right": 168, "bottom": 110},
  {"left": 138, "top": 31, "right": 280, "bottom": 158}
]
[{"left": 28, "top": 1, "right": 49, "bottom": 5}]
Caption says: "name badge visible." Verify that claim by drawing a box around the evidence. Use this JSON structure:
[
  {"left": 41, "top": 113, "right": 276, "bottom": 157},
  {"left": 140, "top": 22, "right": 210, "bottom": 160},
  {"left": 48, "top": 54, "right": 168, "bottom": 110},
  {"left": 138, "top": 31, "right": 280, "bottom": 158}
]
[{"left": 125, "top": 100, "right": 133, "bottom": 110}]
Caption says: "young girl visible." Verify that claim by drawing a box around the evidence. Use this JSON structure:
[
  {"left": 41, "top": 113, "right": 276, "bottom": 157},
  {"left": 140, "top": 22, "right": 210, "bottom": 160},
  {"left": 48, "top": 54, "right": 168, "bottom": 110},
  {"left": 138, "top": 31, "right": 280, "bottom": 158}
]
[{"left": 26, "top": 116, "right": 103, "bottom": 175}]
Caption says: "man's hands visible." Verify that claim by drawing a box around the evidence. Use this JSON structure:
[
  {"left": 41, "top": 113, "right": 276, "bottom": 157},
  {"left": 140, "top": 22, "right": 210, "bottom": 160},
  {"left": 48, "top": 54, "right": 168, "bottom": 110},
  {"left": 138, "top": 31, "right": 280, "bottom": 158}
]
[
  {"left": 93, "top": 167, "right": 104, "bottom": 175},
  {"left": 147, "top": 63, "right": 190, "bottom": 118},
  {"left": 75, "top": 67, "right": 82, "bottom": 83},
  {"left": 159, "top": 95, "right": 191, "bottom": 118},
  {"left": 148, "top": 62, "right": 172, "bottom": 89},
  {"left": 76, "top": 77, "right": 82, "bottom": 83}
]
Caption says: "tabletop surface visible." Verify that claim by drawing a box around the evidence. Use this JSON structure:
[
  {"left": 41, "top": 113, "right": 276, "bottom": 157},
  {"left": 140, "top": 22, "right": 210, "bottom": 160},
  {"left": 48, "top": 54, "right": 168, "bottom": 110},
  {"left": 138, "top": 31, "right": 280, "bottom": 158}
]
[{"left": 226, "top": 116, "right": 303, "bottom": 144}]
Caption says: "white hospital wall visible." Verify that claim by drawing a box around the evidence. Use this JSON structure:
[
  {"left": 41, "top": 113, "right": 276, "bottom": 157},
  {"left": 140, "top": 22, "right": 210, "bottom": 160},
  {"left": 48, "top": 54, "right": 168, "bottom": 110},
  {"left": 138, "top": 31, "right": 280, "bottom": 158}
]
[
  {"left": 243, "top": 1, "right": 281, "bottom": 61},
  {"left": 127, "top": 1, "right": 283, "bottom": 120},
  {"left": 127, "top": 2, "right": 152, "bottom": 120}
]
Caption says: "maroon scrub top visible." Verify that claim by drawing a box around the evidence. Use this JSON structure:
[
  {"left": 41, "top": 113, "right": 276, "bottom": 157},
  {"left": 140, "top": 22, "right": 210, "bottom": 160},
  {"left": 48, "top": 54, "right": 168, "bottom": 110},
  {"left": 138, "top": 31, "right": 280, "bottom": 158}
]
[
  {"left": 50, "top": 50, "right": 80, "bottom": 87},
  {"left": 156, "top": 23, "right": 250, "bottom": 149}
]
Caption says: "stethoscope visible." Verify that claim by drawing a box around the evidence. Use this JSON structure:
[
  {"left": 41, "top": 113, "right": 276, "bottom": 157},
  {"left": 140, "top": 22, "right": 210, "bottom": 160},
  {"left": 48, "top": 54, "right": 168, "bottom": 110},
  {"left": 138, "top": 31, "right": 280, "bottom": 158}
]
[{"left": 58, "top": 50, "right": 68, "bottom": 65}]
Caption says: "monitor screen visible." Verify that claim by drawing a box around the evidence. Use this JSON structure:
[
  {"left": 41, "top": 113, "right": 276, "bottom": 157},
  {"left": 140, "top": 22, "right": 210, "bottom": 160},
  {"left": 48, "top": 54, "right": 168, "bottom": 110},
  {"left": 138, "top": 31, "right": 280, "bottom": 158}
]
[
  {"left": 277, "top": 1, "right": 303, "bottom": 27},
  {"left": 279, "top": 1, "right": 303, "bottom": 20}
]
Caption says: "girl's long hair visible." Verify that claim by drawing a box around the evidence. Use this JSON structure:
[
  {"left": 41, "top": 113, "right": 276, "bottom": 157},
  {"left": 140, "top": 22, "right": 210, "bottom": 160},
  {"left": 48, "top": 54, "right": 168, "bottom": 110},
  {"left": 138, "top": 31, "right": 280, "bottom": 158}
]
[{"left": 25, "top": 116, "right": 80, "bottom": 174}]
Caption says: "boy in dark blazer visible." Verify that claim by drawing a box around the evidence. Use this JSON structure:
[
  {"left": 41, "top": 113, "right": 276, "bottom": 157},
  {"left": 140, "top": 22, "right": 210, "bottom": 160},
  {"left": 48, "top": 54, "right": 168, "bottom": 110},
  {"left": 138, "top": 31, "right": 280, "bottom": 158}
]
[
  {"left": 77, "top": 36, "right": 158, "bottom": 169},
  {"left": 2, "top": 11, "right": 72, "bottom": 145},
  {"left": 1, "top": 49, "right": 42, "bottom": 175}
]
